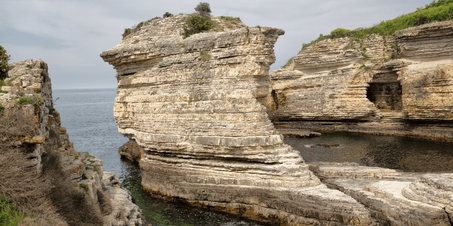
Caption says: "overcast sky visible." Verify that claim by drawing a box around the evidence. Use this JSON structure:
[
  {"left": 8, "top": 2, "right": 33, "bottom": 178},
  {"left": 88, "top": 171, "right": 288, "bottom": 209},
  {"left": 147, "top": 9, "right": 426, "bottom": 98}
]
[{"left": 1, "top": 0, "right": 431, "bottom": 89}]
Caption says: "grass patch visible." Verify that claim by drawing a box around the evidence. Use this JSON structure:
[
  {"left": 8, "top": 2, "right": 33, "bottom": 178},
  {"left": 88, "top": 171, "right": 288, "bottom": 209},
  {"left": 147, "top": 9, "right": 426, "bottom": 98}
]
[
  {"left": 220, "top": 16, "right": 241, "bottom": 29},
  {"left": 7, "top": 73, "right": 25, "bottom": 86},
  {"left": 360, "top": 64, "right": 371, "bottom": 70},
  {"left": 79, "top": 183, "right": 89, "bottom": 190},
  {"left": 199, "top": 51, "right": 211, "bottom": 61},
  {"left": 122, "top": 17, "right": 160, "bottom": 39},
  {"left": 282, "top": 57, "right": 294, "bottom": 69},
  {"left": 301, "top": 1, "right": 453, "bottom": 51},
  {"left": 0, "top": 197, "right": 27, "bottom": 226},
  {"left": 17, "top": 97, "right": 35, "bottom": 105}
]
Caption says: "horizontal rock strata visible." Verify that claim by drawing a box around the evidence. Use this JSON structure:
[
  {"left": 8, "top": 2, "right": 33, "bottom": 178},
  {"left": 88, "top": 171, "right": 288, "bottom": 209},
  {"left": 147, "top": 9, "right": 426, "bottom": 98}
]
[
  {"left": 102, "top": 15, "right": 373, "bottom": 225},
  {"left": 269, "top": 21, "right": 453, "bottom": 141},
  {"left": 310, "top": 162, "right": 453, "bottom": 226}
]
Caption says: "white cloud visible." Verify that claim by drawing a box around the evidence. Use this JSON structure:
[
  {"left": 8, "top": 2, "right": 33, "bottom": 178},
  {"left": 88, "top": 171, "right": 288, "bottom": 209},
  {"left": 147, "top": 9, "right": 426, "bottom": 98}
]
[{"left": 0, "top": 0, "right": 431, "bottom": 89}]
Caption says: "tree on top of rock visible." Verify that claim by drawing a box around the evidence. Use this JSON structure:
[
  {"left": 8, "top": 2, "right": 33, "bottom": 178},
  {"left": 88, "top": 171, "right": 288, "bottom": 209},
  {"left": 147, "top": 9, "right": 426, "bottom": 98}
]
[
  {"left": 195, "top": 2, "right": 211, "bottom": 17},
  {"left": 0, "top": 45, "right": 10, "bottom": 80}
]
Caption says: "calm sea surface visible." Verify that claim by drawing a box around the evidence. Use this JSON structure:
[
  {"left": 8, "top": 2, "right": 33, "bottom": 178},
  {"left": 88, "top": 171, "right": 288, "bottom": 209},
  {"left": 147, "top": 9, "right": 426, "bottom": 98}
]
[
  {"left": 53, "top": 88, "right": 453, "bottom": 225},
  {"left": 53, "top": 88, "right": 270, "bottom": 226}
]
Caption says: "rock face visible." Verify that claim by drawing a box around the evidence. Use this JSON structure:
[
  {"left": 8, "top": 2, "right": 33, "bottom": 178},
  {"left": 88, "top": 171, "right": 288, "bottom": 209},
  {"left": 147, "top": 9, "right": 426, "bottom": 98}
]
[
  {"left": 269, "top": 20, "right": 453, "bottom": 141},
  {"left": 309, "top": 162, "right": 453, "bottom": 226},
  {"left": 0, "top": 60, "right": 146, "bottom": 226},
  {"left": 101, "top": 15, "right": 373, "bottom": 225}
]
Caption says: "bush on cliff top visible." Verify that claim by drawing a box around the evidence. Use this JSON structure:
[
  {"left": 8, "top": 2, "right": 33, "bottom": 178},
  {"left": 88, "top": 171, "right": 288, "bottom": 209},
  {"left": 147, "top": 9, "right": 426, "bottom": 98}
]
[
  {"left": 195, "top": 2, "right": 211, "bottom": 17},
  {"left": 0, "top": 45, "right": 10, "bottom": 80},
  {"left": 301, "top": 0, "right": 453, "bottom": 50},
  {"left": 182, "top": 14, "right": 216, "bottom": 38}
]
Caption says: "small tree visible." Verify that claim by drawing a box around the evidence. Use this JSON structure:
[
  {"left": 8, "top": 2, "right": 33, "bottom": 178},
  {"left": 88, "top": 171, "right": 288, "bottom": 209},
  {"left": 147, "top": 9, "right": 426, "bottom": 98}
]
[
  {"left": 195, "top": 2, "right": 211, "bottom": 17},
  {"left": 163, "top": 12, "right": 173, "bottom": 18},
  {"left": 0, "top": 45, "right": 10, "bottom": 80}
]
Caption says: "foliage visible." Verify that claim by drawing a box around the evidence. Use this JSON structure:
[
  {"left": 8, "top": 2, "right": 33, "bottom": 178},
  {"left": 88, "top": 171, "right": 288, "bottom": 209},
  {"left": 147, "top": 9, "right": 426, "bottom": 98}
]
[
  {"left": 301, "top": 1, "right": 453, "bottom": 50},
  {"left": 0, "top": 197, "right": 27, "bottom": 226},
  {"left": 0, "top": 45, "right": 10, "bottom": 80},
  {"left": 200, "top": 51, "right": 211, "bottom": 61},
  {"left": 163, "top": 12, "right": 173, "bottom": 18},
  {"left": 26, "top": 64, "right": 32, "bottom": 69},
  {"left": 359, "top": 64, "right": 371, "bottom": 70},
  {"left": 362, "top": 53, "right": 370, "bottom": 61},
  {"left": 282, "top": 57, "right": 293, "bottom": 68},
  {"left": 122, "top": 17, "right": 160, "bottom": 39},
  {"left": 7, "top": 73, "right": 24, "bottom": 86},
  {"left": 195, "top": 2, "right": 211, "bottom": 17},
  {"left": 79, "top": 183, "right": 89, "bottom": 190},
  {"left": 182, "top": 14, "right": 215, "bottom": 38},
  {"left": 0, "top": 104, "right": 4, "bottom": 112},
  {"left": 17, "top": 97, "right": 35, "bottom": 105},
  {"left": 220, "top": 16, "right": 241, "bottom": 29},
  {"left": 330, "top": 28, "right": 350, "bottom": 35}
]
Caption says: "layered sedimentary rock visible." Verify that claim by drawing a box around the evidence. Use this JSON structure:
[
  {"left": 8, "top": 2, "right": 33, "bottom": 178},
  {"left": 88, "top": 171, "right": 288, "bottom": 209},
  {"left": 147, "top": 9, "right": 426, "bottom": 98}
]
[
  {"left": 308, "top": 162, "right": 453, "bottom": 226},
  {"left": 0, "top": 60, "right": 145, "bottom": 226},
  {"left": 269, "top": 20, "right": 453, "bottom": 141},
  {"left": 101, "top": 15, "right": 373, "bottom": 225}
]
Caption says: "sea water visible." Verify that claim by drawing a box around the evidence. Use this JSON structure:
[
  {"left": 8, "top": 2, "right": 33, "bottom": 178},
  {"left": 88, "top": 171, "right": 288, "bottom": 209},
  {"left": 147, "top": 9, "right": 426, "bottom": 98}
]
[{"left": 53, "top": 88, "right": 453, "bottom": 226}]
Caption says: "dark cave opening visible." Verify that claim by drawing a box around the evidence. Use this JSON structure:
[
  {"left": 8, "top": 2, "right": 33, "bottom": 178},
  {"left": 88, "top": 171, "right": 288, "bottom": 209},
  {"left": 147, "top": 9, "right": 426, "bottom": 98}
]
[{"left": 366, "top": 73, "right": 403, "bottom": 111}]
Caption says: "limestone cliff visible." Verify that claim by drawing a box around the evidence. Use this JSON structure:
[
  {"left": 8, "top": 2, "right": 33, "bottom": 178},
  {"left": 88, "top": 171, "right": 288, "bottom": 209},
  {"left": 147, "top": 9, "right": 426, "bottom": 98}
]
[
  {"left": 0, "top": 60, "right": 145, "bottom": 226},
  {"left": 102, "top": 15, "right": 373, "bottom": 225},
  {"left": 269, "top": 20, "right": 453, "bottom": 141}
]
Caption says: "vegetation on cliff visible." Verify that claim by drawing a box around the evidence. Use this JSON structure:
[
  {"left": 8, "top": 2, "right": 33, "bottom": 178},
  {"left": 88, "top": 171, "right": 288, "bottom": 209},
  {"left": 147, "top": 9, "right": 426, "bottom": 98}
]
[
  {"left": 0, "top": 45, "right": 10, "bottom": 80},
  {"left": 121, "top": 2, "right": 242, "bottom": 39},
  {"left": 0, "top": 108, "right": 105, "bottom": 225},
  {"left": 301, "top": 0, "right": 453, "bottom": 50}
]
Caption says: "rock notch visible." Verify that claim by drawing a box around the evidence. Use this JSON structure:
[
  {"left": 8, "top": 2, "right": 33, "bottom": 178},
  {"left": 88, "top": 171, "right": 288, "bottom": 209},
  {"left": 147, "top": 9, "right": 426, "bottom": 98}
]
[{"left": 268, "top": 21, "right": 453, "bottom": 141}]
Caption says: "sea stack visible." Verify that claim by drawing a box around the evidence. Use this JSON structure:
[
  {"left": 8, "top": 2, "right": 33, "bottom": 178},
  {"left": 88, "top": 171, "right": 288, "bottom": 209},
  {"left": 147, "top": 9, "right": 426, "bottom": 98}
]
[{"left": 101, "top": 14, "right": 371, "bottom": 225}]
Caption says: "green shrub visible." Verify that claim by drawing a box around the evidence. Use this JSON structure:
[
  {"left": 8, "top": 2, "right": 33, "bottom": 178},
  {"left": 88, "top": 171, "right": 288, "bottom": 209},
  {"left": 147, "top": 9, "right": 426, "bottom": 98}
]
[
  {"left": 195, "top": 2, "right": 211, "bottom": 17},
  {"left": 330, "top": 28, "right": 350, "bottom": 35},
  {"left": 79, "top": 183, "right": 89, "bottom": 190},
  {"left": 163, "top": 12, "right": 173, "bottom": 18},
  {"left": 122, "top": 28, "right": 132, "bottom": 38},
  {"left": 360, "top": 64, "right": 371, "bottom": 70},
  {"left": 362, "top": 53, "right": 371, "bottom": 61},
  {"left": 0, "top": 104, "right": 4, "bottom": 112},
  {"left": 182, "top": 14, "right": 215, "bottom": 38},
  {"left": 0, "top": 46, "right": 10, "bottom": 80},
  {"left": 0, "top": 197, "right": 26, "bottom": 226},
  {"left": 17, "top": 97, "right": 35, "bottom": 105},
  {"left": 26, "top": 64, "right": 32, "bottom": 69}
]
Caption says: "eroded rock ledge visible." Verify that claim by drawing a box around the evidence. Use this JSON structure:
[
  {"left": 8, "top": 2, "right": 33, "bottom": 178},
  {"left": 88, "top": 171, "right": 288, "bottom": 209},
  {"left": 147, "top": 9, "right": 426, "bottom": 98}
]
[
  {"left": 269, "top": 20, "right": 453, "bottom": 142},
  {"left": 0, "top": 60, "right": 146, "bottom": 226},
  {"left": 101, "top": 15, "right": 372, "bottom": 225}
]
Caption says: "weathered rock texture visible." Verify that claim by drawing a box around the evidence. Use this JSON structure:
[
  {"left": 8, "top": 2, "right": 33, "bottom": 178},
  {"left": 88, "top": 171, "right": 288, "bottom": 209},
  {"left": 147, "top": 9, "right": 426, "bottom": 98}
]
[
  {"left": 0, "top": 60, "right": 146, "bottom": 226},
  {"left": 101, "top": 15, "right": 373, "bottom": 225},
  {"left": 309, "top": 162, "right": 453, "bottom": 226},
  {"left": 269, "top": 20, "right": 453, "bottom": 141}
]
